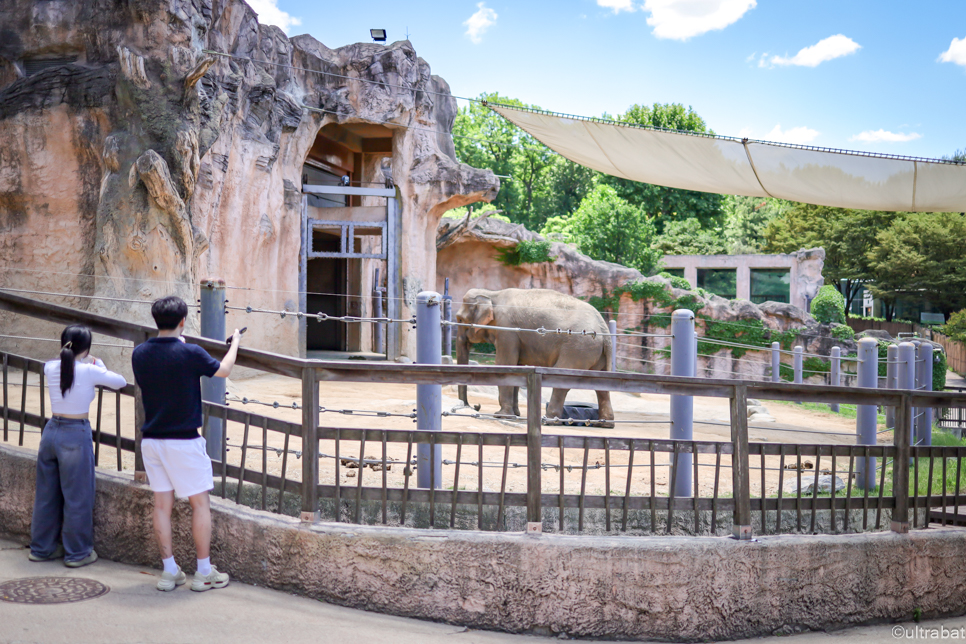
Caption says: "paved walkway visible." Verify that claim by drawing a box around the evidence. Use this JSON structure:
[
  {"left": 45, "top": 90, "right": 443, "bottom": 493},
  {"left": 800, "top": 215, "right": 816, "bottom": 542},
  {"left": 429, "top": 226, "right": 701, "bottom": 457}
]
[{"left": 0, "top": 537, "right": 959, "bottom": 643}]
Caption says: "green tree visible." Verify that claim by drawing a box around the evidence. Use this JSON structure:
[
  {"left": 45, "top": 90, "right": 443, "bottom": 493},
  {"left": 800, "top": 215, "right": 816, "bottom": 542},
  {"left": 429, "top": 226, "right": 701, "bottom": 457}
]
[
  {"left": 653, "top": 217, "right": 727, "bottom": 255},
  {"left": 763, "top": 203, "right": 897, "bottom": 311},
  {"left": 865, "top": 212, "right": 966, "bottom": 319},
  {"left": 453, "top": 93, "right": 555, "bottom": 231},
  {"left": 722, "top": 195, "right": 791, "bottom": 253},
  {"left": 600, "top": 103, "right": 724, "bottom": 232},
  {"left": 542, "top": 185, "right": 662, "bottom": 275}
]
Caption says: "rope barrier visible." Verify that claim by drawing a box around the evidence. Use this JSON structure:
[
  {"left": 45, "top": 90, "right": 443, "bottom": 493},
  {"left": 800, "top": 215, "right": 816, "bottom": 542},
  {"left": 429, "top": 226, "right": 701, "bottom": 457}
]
[
  {"left": 226, "top": 304, "right": 414, "bottom": 324},
  {"left": 0, "top": 287, "right": 198, "bottom": 307}
]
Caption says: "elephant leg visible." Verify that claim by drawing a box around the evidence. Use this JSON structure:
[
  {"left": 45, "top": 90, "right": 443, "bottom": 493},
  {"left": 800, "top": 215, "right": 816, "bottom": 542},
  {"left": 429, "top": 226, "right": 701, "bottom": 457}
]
[
  {"left": 596, "top": 389, "right": 615, "bottom": 428},
  {"left": 497, "top": 386, "right": 517, "bottom": 417},
  {"left": 546, "top": 388, "right": 569, "bottom": 424},
  {"left": 512, "top": 386, "right": 521, "bottom": 417}
]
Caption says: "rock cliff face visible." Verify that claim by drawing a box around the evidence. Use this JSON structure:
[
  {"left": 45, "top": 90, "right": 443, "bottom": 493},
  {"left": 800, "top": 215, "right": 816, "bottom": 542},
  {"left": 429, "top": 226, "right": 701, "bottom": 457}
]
[
  {"left": 0, "top": 0, "right": 497, "bottom": 361},
  {"left": 437, "top": 218, "right": 853, "bottom": 381}
]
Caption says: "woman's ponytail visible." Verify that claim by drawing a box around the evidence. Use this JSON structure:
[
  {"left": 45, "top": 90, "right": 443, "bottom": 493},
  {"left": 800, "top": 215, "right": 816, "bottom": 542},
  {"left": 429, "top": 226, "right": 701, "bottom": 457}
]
[{"left": 59, "top": 325, "right": 92, "bottom": 396}]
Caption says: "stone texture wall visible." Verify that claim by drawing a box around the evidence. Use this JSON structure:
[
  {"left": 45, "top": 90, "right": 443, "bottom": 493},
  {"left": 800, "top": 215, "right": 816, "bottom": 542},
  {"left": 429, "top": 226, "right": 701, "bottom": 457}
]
[
  {"left": 0, "top": 0, "right": 497, "bottom": 365},
  {"left": 1, "top": 441, "right": 963, "bottom": 642}
]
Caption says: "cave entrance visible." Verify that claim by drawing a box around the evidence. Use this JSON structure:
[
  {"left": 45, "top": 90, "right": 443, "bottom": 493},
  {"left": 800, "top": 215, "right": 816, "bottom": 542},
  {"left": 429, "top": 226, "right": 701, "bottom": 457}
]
[{"left": 299, "top": 123, "right": 401, "bottom": 360}]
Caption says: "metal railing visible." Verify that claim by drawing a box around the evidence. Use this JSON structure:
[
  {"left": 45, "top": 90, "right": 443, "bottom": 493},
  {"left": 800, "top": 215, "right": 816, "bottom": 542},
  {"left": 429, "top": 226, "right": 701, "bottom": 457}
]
[{"left": 3, "top": 289, "right": 966, "bottom": 537}]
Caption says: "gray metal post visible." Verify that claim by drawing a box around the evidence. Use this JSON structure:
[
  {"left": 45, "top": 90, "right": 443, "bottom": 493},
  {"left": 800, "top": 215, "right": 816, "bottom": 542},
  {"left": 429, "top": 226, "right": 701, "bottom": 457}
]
[
  {"left": 373, "top": 268, "right": 385, "bottom": 355},
  {"left": 200, "top": 278, "right": 226, "bottom": 460},
  {"left": 771, "top": 342, "right": 780, "bottom": 382},
  {"left": 442, "top": 277, "right": 453, "bottom": 359},
  {"left": 609, "top": 319, "right": 617, "bottom": 372},
  {"left": 415, "top": 291, "right": 442, "bottom": 489},
  {"left": 918, "top": 343, "right": 934, "bottom": 446},
  {"left": 898, "top": 342, "right": 916, "bottom": 445},
  {"left": 830, "top": 346, "right": 841, "bottom": 412},
  {"left": 670, "top": 309, "right": 695, "bottom": 497},
  {"left": 856, "top": 338, "right": 878, "bottom": 489},
  {"left": 886, "top": 344, "right": 898, "bottom": 429},
  {"left": 793, "top": 345, "right": 803, "bottom": 403}
]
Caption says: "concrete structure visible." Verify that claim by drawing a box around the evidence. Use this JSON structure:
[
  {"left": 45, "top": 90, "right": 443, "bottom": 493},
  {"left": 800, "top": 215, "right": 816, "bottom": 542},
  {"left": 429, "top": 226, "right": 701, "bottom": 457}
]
[
  {"left": 661, "top": 249, "right": 826, "bottom": 311},
  {"left": 4, "top": 441, "right": 966, "bottom": 642}
]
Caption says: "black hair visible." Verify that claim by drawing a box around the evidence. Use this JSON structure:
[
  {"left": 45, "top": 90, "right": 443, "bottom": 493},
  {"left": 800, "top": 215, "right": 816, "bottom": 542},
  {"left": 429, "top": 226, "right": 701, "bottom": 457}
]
[
  {"left": 59, "top": 325, "right": 92, "bottom": 396},
  {"left": 151, "top": 296, "right": 188, "bottom": 330}
]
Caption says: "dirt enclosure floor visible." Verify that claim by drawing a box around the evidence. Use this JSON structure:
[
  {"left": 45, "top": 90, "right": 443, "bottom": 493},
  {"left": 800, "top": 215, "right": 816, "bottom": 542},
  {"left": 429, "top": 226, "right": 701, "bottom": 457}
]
[{"left": 2, "top": 368, "right": 888, "bottom": 505}]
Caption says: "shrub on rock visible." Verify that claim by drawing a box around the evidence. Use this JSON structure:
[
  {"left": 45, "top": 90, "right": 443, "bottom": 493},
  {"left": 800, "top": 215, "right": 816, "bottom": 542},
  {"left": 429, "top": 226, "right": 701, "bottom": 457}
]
[{"left": 810, "top": 285, "right": 846, "bottom": 325}]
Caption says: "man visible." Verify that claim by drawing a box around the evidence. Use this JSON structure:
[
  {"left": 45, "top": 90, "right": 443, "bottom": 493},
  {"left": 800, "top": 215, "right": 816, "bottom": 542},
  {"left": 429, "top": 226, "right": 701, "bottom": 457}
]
[{"left": 132, "top": 296, "right": 240, "bottom": 592}]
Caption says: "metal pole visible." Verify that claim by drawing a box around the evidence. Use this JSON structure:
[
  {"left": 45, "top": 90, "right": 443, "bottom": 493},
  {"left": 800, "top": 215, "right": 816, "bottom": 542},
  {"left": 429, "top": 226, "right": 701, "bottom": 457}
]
[
  {"left": 830, "top": 346, "right": 841, "bottom": 412},
  {"left": 886, "top": 344, "right": 898, "bottom": 429},
  {"left": 415, "top": 291, "right": 442, "bottom": 489},
  {"left": 609, "top": 319, "right": 617, "bottom": 372},
  {"left": 771, "top": 342, "right": 780, "bottom": 383},
  {"left": 793, "top": 346, "right": 803, "bottom": 403},
  {"left": 442, "top": 278, "right": 453, "bottom": 360},
  {"left": 373, "top": 268, "right": 385, "bottom": 355},
  {"left": 856, "top": 337, "right": 878, "bottom": 489},
  {"left": 670, "top": 309, "right": 695, "bottom": 497},
  {"left": 200, "top": 278, "right": 226, "bottom": 461},
  {"left": 898, "top": 342, "right": 916, "bottom": 446},
  {"left": 919, "top": 343, "right": 934, "bottom": 446}
]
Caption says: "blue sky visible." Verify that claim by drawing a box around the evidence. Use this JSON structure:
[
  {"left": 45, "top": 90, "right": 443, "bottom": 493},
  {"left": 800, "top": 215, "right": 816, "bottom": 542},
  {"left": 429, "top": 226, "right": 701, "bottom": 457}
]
[{"left": 247, "top": 0, "right": 966, "bottom": 159}]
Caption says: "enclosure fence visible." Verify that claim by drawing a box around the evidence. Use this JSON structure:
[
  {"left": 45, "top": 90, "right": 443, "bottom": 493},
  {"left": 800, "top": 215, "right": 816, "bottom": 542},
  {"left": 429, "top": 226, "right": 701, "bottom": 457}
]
[{"left": 3, "top": 289, "right": 966, "bottom": 538}]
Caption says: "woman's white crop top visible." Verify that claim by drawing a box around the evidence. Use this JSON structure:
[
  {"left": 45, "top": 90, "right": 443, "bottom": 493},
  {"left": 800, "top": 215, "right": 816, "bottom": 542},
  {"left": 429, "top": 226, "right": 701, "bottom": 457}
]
[{"left": 44, "top": 358, "right": 128, "bottom": 415}]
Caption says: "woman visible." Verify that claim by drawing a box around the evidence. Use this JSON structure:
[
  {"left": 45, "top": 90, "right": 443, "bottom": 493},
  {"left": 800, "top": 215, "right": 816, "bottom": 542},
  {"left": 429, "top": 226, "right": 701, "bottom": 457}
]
[{"left": 29, "top": 325, "right": 126, "bottom": 567}]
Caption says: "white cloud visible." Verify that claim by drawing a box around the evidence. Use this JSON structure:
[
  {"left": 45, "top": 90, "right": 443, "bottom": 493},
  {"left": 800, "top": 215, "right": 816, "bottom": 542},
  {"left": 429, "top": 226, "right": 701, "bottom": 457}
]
[
  {"left": 938, "top": 36, "right": 966, "bottom": 67},
  {"left": 598, "top": 0, "right": 635, "bottom": 13},
  {"left": 246, "top": 0, "right": 301, "bottom": 35},
  {"left": 738, "top": 126, "right": 753, "bottom": 138},
  {"left": 769, "top": 34, "right": 860, "bottom": 67},
  {"left": 464, "top": 3, "right": 498, "bottom": 44},
  {"left": 850, "top": 130, "right": 922, "bottom": 143},
  {"left": 643, "top": 0, "right": 756, "bottom": 41},
  {"left": 764, "top": 124, "right": 819, "bottom": 145}
]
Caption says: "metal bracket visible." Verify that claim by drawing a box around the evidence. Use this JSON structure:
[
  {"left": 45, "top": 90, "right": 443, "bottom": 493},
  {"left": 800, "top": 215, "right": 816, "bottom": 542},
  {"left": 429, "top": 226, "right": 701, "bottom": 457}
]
[
  {"left": 732, "top": 524, "right": 753, "bottom": 540},
  {"left": 526, "top": 522, "right": 543, "bottom": 535}
]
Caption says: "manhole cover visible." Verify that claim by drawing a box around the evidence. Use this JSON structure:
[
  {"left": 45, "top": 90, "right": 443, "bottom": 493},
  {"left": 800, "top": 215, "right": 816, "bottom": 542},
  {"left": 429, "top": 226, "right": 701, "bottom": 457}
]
[{"left": 0, "top": 577, "right": 110, "bottom": 604}]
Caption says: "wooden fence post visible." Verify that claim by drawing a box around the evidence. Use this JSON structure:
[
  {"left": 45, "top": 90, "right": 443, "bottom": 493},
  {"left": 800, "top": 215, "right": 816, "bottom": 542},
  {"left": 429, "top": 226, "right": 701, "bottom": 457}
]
[
  {"left": 133, "top": 331, "right": 150, "bottom": 483},
  {"left": 301, "top": 367, "right": 320, "bottom": 522},
  {"left": 891, "top": 393, "right": 911, "bottom": 533},
  {"left": 730, "top": 384, "right": 752, "bottom": 540},
  {"left": 526, "top": 370, "right": 543, "bottom": 533}
]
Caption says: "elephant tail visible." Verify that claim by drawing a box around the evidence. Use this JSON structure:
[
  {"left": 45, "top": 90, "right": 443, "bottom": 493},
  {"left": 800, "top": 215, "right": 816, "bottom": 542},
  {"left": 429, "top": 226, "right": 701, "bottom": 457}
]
[{"left": 602, "top": 331, "right": 615, "bottom": 372}]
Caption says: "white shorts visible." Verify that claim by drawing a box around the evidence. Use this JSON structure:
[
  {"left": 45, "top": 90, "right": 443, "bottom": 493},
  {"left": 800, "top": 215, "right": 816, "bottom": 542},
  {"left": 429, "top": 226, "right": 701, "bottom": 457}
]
[{"left": 141, "top": 437, "right": 214, "bottom": 499}]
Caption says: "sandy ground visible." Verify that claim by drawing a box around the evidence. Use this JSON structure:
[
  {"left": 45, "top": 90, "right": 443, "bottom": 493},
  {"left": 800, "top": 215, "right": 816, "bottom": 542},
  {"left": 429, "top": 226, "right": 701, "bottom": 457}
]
[{"left": 3, "top": 367, "right": 889, "bottom": 504}]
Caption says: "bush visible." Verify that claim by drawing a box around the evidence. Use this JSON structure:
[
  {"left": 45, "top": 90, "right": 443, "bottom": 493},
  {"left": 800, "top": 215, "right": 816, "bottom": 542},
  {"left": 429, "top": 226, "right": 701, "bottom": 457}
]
[
  {"left": 830, "top": 324, "right": 855, "bottom": 341},
  {"left": 496, "top": 240, "right": 555, "bottom": 266},
  {"left": 810, "top": 285, "right": 846, "bottom": 325},
  {"left": 941, "top": 309, "right": 966, "bottom": 342},
  {"left": 658, "top": 271, "right": 692, "bottom": 291},
  {"left": 935, "top": 350, "right": 948, "bottom": 391}
]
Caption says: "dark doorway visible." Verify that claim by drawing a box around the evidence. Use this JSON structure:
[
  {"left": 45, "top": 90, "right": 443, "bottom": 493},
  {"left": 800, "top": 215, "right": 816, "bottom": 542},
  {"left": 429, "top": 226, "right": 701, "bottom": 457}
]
[{"left": 306, "top": 230, "right": 346, "bottom": 351}]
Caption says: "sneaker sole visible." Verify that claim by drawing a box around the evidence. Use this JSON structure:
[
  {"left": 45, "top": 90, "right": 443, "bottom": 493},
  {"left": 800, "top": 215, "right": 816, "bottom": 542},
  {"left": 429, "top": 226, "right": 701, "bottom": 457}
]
[
  {"left": 190, "top": 580, "right": 229, "bottom": 592},
  {"left": 157, "top": 577, "right": 186, "bottom": 592}
]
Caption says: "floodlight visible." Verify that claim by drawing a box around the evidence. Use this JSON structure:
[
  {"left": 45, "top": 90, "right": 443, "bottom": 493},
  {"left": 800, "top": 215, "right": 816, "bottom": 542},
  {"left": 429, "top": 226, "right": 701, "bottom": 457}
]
[{"left": 370, "top": 29, "right": 387, "bottom": 42}]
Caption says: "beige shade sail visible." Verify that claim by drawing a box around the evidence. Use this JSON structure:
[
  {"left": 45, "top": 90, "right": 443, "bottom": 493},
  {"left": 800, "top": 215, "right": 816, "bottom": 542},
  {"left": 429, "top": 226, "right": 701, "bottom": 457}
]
[{"left": 488, "top": 103, "right": 966, "bottom": 212}]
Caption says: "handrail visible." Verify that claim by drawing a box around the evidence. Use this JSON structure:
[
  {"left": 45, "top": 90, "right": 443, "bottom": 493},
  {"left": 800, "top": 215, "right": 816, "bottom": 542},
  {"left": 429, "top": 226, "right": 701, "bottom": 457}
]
[{"left": 4, "top": 289, "right": 966, "bottom": 409}]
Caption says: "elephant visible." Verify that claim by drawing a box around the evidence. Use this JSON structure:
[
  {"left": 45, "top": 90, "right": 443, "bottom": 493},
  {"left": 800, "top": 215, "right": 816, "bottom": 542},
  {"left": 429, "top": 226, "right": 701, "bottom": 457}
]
[{"left": 455, "top": 287, "right": 615, "bottom": 424}]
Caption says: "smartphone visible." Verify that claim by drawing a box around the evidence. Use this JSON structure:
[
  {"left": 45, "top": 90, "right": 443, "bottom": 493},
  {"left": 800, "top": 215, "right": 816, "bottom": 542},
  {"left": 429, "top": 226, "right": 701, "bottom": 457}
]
[{"left": 226, "top": 327, "right": 248, "bottom": 346}]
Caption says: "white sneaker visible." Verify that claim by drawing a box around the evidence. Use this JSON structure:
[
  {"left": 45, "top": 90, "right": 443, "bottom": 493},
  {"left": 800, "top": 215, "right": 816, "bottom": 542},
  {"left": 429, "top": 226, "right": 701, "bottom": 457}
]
[
  {"left": 190, "top": 566, "right": 229, "bottom": 592},
  {"left": 157, "top": 567, "right": 187, "bottom": 591}
]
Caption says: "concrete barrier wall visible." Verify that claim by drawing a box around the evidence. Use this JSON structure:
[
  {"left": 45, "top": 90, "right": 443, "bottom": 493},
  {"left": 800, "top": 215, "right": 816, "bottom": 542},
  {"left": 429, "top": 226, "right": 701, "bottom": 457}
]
[{"left": 1, "top": 441, "right": 964, "bottom": 642}]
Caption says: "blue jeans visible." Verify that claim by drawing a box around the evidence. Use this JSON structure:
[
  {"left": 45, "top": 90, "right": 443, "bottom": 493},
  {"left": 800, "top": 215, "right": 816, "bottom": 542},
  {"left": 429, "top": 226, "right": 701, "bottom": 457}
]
[{"left": 30, "top": 417, "right": 96, "bottom": 563}]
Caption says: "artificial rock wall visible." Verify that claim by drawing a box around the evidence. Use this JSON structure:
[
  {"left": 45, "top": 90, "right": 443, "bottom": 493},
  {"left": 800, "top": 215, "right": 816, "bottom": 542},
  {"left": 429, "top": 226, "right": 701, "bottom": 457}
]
[
  {"left": 436, "top": 218, "right": 848, "bottom": 380},
  {"left": 0, "top": 0, "right": 498, "bottom": 365}
]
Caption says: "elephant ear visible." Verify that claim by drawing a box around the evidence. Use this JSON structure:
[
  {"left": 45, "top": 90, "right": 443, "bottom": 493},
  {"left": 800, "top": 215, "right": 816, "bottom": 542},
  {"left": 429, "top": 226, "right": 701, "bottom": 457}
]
[{"left": 475, "top": 296, "right": 495, "bottom": 326}]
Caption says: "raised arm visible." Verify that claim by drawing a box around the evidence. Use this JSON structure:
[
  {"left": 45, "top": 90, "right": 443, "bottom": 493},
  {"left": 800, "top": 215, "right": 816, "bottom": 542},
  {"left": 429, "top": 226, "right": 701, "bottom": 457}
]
[
  {"left": 213, "top": 328, "right": 241, "bottom": 378},
  {"left": 89, "top": 358, "right": 129, "bottom": 391}
]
